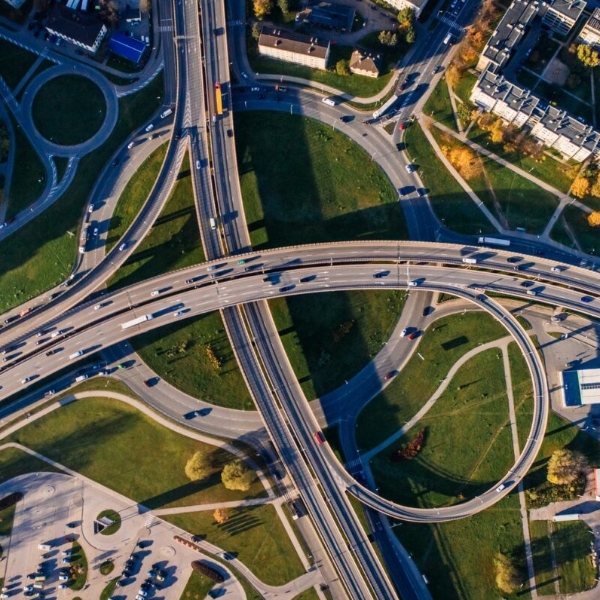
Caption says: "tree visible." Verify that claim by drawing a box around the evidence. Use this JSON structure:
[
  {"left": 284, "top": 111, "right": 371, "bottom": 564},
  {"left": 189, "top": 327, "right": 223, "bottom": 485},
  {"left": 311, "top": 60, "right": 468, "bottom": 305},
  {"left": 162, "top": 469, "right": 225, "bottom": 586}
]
[
  {"left": 213, "top": 508, "right": 230, "bottom": 524},
  {"left": 571, "top": 175, "right": 591, "bottom": 198},
  {"left": 221, "top": 459, "right": 256, "bottom": 491},
  {"left": 448, "top": 146, "right": 482, "bottom": 180},
  {"left": 547, "top": 449, "right": 587, "bottom": 485},
  {"left": 185, "top": 451, "right": 211, "bottom": 481},
  {"left": 378, "top": 31, "right": 398, "bottom": 47},
  {"left": 252, "top": 22, "right": 261, "bottom": 40},
  {"left": 577, "top": 44, "right": 600, "bottom": 68},
  {"left": 494, "top": 553, "right": 523, "bottom": 593},
  {"left": 588, "top": 211, "right": 600, "bottom": 227},
  {"left": 397, "top": 6, "right": 414, "bottom": 26},
  {"left": 405, "top": 27, "right": 415, "bottom": 45},
  {"left": 139, "top": 0, "right": 151, "bottom": 13},
  {"left": 253, "top": 0, "right": 273, "bottom": 20},
  {"left": 489, "top": 120, "right": 504, "bottom": 144},
  {"left": 277, "top": 0, "right": 289, "bottom": 13},
  {"left": 335, "top": 59, "right": 350, "bottom": 76},
  {"left": 444, "top": 63, "right": 462, "bottom": 88}
]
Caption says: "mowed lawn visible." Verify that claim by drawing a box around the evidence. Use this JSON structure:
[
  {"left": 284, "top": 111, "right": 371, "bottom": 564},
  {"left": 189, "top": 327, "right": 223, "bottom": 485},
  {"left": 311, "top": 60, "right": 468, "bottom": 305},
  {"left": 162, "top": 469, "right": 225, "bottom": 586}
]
[
  {"left": 107, "top": 153, "right": 204, "bottom": 289},
  {"left": 106, "top": 143, "right": 168, "bottom": 252},
  {"left": 235, "top": 112, "right": 407, "bottom": 249},
  {"left": 132, "top": 313, "right": 255, "bottom": 410},
  {"left": 165, "top": 505, "right": 305, "bottom": 586},
  {"left": 398, "top": 492, "right": 529, "bottom": 600},
  {"left": 0, "top": 446, "right": 63, "bottom": 485},
  {"left": 356, "top": 311, "right": 508, "bottom": 451},
  {"left": 6, "top": 398, "right": 265, "bottom": 508},
  {"left": 371, "top": 349, "right": 513, "bottom": 508},
  {"left": 269, "top": 290, "right": 406, "bottom": 400}
]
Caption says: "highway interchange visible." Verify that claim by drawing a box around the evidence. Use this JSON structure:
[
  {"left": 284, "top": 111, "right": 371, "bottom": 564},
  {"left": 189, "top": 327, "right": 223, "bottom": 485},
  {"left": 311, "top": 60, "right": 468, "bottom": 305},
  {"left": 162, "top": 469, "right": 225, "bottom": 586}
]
[{"left": 0, "top": 0, "right": 599, "bottom": 597}]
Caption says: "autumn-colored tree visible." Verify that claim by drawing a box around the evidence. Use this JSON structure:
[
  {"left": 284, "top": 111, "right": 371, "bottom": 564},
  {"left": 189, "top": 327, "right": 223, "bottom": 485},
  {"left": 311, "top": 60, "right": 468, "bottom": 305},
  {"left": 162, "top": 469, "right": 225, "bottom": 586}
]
[
  {"left": 577, "top": 44, "right": 600, "bottom": 68},
  {"left": 448, "top": 146, "right": 482, "bottom": 180},
  {"left": 489, "top": 120, "right": 505, "bottom": 144},
  {"left": 335, "top": 59, "right": 350, "bottom": 76},
  {"left": 445, "top": 63, "right": 462, "bottom": 88},
  {"left": 253, "top": 0, "right": 273, "bottom": 20},
  {"left": 185, "top": 451, "right": 211, "bottom": 481},
  {"left": 139, "top": 0, "right": 151, "bottom": 13},
  {"left": 213, "top": 508, "right": 230, "bottom": 524},
  {"left": 222, "top": 459, "right": 256, "bottom": 491},
  {"left": 378, "top": 31, "right": 398, "bottom": 47},
  {"left": 547, "top": 449, "right": 587, "bottom": 485},
  {"left": 571, "top": 175, "right": 591, "bottom": 198},
  {"left": 494, "top": 553, "right": 523, "bottom": 593},
  {"left": 397, "top": 6, "right": 414, "bottom": 26},
  {"left": 252, "top": 22, "right": 261, "bottom": 39},
  {"left": 588, "top": 211, "right": 600, "bottom": 227}
]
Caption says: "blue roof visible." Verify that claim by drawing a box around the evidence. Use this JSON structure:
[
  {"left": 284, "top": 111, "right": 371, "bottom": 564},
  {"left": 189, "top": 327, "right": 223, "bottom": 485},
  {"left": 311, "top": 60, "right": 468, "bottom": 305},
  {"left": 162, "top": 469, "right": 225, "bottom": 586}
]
[{"left": 108, "top": 32, "right": 146, "bottom": 63}]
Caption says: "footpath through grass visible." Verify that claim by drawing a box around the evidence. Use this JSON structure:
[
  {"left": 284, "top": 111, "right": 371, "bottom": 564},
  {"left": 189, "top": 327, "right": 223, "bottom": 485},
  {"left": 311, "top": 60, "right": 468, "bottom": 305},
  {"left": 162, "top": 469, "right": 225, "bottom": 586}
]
[
  {"left": 403, "top": 121, "right": 495, "bottom": 235},
  {"left": 106, "top": 143, "right": 168, "bottom": 252},
  {"left": 32, "top": 76, "right": 106, "bottom": 145},
  {"left": 235, "top": 112, "right": 407, "bottom": 249},
  {"left": 269, "top": 290, "right": 406, "bottom": 400},
  {"left": 165, "top": 505, "right": 305, "bottom": 586},
  {"left": 370, "top": 349, "right": 513, "bottom": 508},
  {"left": 356, "top": 311, "right": 508, "bottom": 451},
  {"left": 0, "top": 74, "right": 164, "bottom": 315},
  {"left": 107, "top": 153, "right": 204, "bottom": 289},
  {"left": 6, "top": 397, "right": 265, "bottom": 508},
  {"left": 132, "top": 314, "right": 255, "bottom": 410},
  {"left": 398, "top": 492, "right": 529, "bottom": 600}
]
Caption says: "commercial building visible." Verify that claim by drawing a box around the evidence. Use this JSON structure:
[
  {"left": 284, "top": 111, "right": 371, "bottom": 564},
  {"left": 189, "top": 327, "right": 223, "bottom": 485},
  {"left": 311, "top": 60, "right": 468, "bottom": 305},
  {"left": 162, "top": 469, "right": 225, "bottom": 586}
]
[
  {"left": 542, "top": 0, "right": 585, "bottom": 35},
  {"left": 258, "top": 27, "right": 330, "bottom": 70},
  {"left": 45, "top": 5, "right": 107, "bottom": 53},
  {"left": 349, "top": 49, "right": 382, "bottom": 78},
  {"left": 562, "top": 368, "right": 600, "bottom": 407},
  {"left": 578, "top": 7, "right": 600, "bottom": 47},
  {"left": 108, "top": 31, "right": 147, "bottom": 64},
  {"left": 383, "top": 0, "right": 429, "bottom": 18}
]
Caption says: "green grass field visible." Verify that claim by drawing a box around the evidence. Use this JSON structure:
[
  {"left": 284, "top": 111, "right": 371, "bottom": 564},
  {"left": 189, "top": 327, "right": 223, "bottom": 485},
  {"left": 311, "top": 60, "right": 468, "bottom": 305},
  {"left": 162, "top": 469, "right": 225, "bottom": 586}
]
[
  {"left": 69, "top": 541, "right": 88, "bottom": 590},
  {"left": 0, "top": 38, "right": 39, "bottom": 89},
  {"left": 0, "top": 446, "right": 63, "bottom": 485},
  {"left": 0, "top": 503, "right": 15, "bottom": 537},
  {"left": 107, "top": 153, "right": 204, "bottom": 288},
  {"left": 7, "top": 397, "right": 265, "bottom": 508},
  {"left": 550, "top": 216, "right": 576, "bottom": 248},
  {"left": 179, "top": 570, "right": 215, "bottom": 600},
  {"left": 292, "top": 588, "right": 320, "bottom": 600},
  {"left": 106, "top": 143, "right": 168, "bottom": 252},
  {"left": 269, "top": 290, "right": 405, "bottom": 400},
  {"left": 0, "top": 75, "right": 164, "bottom": 315},
  {"left": 508, "top": 342, "right": 534, "bottom": 452},
  {"left": 398, "top": 492, "right": 529, "bottom": 600},
  {"left": 235, "top": 112, "right": 407, "bottom": 248},
  {"left": 529, "top": 520, "right": 556, "bottom": 595},
  {"left": 403, "top": 121, "right": 496, "bottom": 234},
  {"left": 422, "top": 77, "right": 456, "bottom": 131},
  {"left": 165, "top": 505, "right": 305, "bottom": 586},
  {"left": 429, "top": 128, "right": 559, "bottom": 234},
  {"left": 356, "top": 311, "right": 508, "bottom": 451},
  {"left": 561, "top": 204, "right": 599, "bottom": 254},
  {"left": 131, "top": 314, "right": 255, "bottom": 410},
  {"left": 32, "top": 76, "right": 106, "bottom": 145},
  {"left": 370, "top": 349, "right": 513, "bottom": 508},
  {"left": 554, "top": 522, "right": 596, "bottom": 594},
  {"left": 453, "top": 72, "right": 478, "bottom": 105},
  {"left": 7, "top": 117, "right": 46, "bottom": 218}
]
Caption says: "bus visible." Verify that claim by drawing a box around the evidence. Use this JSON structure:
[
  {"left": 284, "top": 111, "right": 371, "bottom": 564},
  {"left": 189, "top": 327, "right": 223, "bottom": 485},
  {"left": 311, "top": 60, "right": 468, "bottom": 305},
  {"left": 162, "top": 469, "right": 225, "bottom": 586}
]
[{"left": 215, "top": 82, "right": 223, "bottom": 116}]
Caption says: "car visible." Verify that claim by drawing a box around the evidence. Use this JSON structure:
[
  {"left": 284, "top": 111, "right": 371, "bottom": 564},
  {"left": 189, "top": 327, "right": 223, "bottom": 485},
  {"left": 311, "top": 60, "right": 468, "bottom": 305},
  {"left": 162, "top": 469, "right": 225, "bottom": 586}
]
[
  {"left": 145, "top": 124, "right": 154, "bottom": 132},
  {"left": 46, "top": 348, "right": 60, "bottom": 356},
  {"left": 251, "top": 86, "right": 260, "bottom": 92},
  {"left": 93, "top": 227, "right": 98, "bottom": 237},
  {"left": 62, "top": 549, "right": 73, "bottom": 556},
  {"left": 417, "top": 188, "right": 427, "bottom": 197},
  {"left": 21, "top": 377, "right": 32, "bottom": 384},
  {"left": 520, "top": 280, "right": 534, "bottom": 287},
  {"left": 550, "top": 314, "right": 563, "bottom": 323},
  {"left": 118, "top": 243, "right": 127, "bottom": 252},
  {"left": 223, "top": 552, "right": 234, "bottom": 560},
  {"left": 45, "top": 389, "right": 55, "bottom": 397},
  {"left": 122, "top": 570, "right": 131, "bottom": 578},
  {"left": 51, "top": 329, "right": 64, "bottom": 338},
  {"left": 339, "top": 115, "right": 353, "bottom": 123},
  {"left": 66, "top": 522, "right": 77, "bottom": 529},
  {"left": 196, "top": 160, "right": 200, "bottom": 169},
  {"left": 173, "top": 311, "right": 183, "bottom": 317},
  {"left": 527, "top": 289, "right": 539, "bottom": 296},
  {"left": 398, "top": 82, "right": 406, "bottom": 91},
  {"left": 398, "top": 121, "right": 407, "bottom": 130},
  {"left": 495, "top": 484, "right": 505, "bottom": 492},
  {"left": 138, "top": 590, "right": 148, "bottom": 597},
  {"left": 94, "top": 303, "right": 103, "bottom": 310},
  {"left": 582, "top": 295, "right": 594, "bottom": 303},
  {"left": 58, "top": 585, "right": 67, "bottom": 590},
  {"left": 111, "top": 159, "right": 119, "bottom": 167},
  {"left": 405, "top": 164, "right": 416, "bottom": 173},
  {"left": 150, "top": 290, "right": 160, "bottom": 296},
  {"left": 407, "top": 332, "right": 417, "bottom": 340},
  {"left": 400, "top": 328, "right": 408, "bottom": 337},
  {"left": 507, "top": 256, "right": 523, "bottom": 263},
  {"left": 24, "top": 587, "right": 33, "bottom": 593},
  {"left": 241, "top": 71, "right": 248, "bottom": 79},
  {"left": 127, "top": 141, "right": 135, "bottom": 149},
  {"left": 58, "top": 575, "right": 68, "bottom": 581},
  {"left": 551, "top": 265, "right": 563, "bottom": 272},
  {"left": 117, "top": 363, "right": 127, "bottom": 369},
  {"left": 384, "top": 371, "right": 396, "bottom": 381},
  {"left": 373, "top": 270, "right": 389, "bottom": 278},
  {"left": 62, "top": 557, "right": 72, "bottom": 564},
  {"left": 35, "top": 339, "right": 45, "bottom": 346},
  {"left": 227, "top": 129, "right": 233, "bottom": 138},
  {"left": 408, "top": 280, "right": 418, "bottom": 286}
]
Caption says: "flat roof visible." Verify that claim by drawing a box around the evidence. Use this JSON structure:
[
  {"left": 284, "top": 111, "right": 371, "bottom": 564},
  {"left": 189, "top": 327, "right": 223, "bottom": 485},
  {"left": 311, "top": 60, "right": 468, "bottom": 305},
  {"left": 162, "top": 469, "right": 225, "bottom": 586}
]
[
  {"left": 258, "top": 27, "right": 329, "bottom": 59},
  {"left": 108, "top": 31, "right": 146, "bottom": 63},
  {"left": 547, "top": 0, "right": 586, "bottom": 21},
  {"left": 46, "top": 4, "right": 105, "bottom": 46},
  {"left": 306, "top": 2, "right": 355, "bottom": 31}
]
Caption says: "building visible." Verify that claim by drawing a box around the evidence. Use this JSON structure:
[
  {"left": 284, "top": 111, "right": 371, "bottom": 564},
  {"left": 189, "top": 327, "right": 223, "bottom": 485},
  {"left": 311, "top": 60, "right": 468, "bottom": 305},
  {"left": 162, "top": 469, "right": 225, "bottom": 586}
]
[
  {"left": 108, "top": 31, "right": 147, "bottom": 64},
  {"left": 303, "top": 2, "right": 355, "bottom": 32},
  {"left": 477, "top": 0, "right": 539, "bottom": 72},
  {"left": 578, "top": 7, "right": 600, "bottom": 47},
  {"left": 122, "top": 5, "right": 142, "bottom": 23},
  {"left": 561, "top": 367, "right": 600, "bottom": 407},
  {"left": 542, "top": 0, "right": 585, "bottom": 36},
  {"left": 2, "top": 0, "right": 27, "bottom": 9},
  {"left": 383, "top": 0, "right": 429, "bottom": 18},
  {"left": 45, "top": 5, "right": 107, "bottom": 54},
  {"left": 349, "top": 49, "right": 382, "bottom": 78},
  {"left": 258, "top": 27, "right": 330, "bottom": 70},
  {"left": 471, "top": 65, "right": 600, "bottom": 161}
]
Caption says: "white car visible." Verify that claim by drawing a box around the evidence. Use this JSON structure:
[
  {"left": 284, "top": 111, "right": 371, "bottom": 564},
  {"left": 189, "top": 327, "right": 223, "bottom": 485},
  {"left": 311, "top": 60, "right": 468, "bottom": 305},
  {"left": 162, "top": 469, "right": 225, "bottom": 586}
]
[
  {"left": 241, "top": 71, "right": 248, "bottom": 79},
  {"left": 21, "top": 377, "right": 32, "bottom": 384},
  {"left": 173, "top": 311, "right": 183, "bottom": 317},
  {"left": 196, "top": 160, "right": 200, "bottom": 169},
  {"left": 150, "top": 290, "right": 160, "bottom": 297},
  {"left": 59, "top": 575, "right": 68, "bottom": 581},
  {"left": 405, "top": 164, "right": 416, "bottom": 173},
  {"left": 94, "top": 304, "right": 102, "bottom": 310},
  {"left": 145, "top": 123, "right": 154, "bottom": 132},
  {"left": 400, "top": 328, "right": 408, "bottom": 337},
  {"left": 127, "top": 141, "right": 135, "bottom": 149},
  {"left": 88, "top": 204, "right": 94, "bottom": 213},
  {"left": 408, "top": 280, "right": 418, "bottom": 287},
  {"left": 118, "top": 243, "right": 127, "bottom": 252}
]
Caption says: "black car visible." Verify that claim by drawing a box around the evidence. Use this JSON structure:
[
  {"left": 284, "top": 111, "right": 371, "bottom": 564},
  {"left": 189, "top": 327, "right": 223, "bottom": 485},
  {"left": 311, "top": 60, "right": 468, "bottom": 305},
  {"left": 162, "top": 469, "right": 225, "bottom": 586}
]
[{"left": 46, "top": 348, "right": 61, "bottom": 356}]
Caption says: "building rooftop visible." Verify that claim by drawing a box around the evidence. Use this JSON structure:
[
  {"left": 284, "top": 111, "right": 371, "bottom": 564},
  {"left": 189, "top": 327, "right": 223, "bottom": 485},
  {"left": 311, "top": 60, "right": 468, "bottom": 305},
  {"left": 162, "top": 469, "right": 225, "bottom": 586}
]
[
  {"left": 46, "top": 4, "right": 105, "bottom": 47},
  {"left": 108, "top": 31, "right": 146, "bottom": 63},
  {"left": 258, "top": 27, "right": 329, "bottom": 60},
  {"left": 350, "top": 49, "right": 382, "bottom": 74},
  {"left": 305, "top": 1, "right": 355, "bottom": 31},
  {"left": 547, "top": 0, "right": 586, "bottom": 22},
  {"left": 482, "top": 0, "right": 538, "bottom": 69},
  {"left": 583, "top": 7, "right": 600, "bottom": 33},
  {"left": 562, "top": 368, "right": 600, "bottom": 406}
]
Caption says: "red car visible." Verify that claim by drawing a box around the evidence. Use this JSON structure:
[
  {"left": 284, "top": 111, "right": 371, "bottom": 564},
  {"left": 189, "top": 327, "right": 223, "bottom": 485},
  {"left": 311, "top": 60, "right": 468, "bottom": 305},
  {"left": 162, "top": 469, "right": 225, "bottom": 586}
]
[
  {"left": 384, "top": 370, "right": 396, "bottom": 380},
  {"left": 407, "top": 332, "right": 417, "bottom": 340}
]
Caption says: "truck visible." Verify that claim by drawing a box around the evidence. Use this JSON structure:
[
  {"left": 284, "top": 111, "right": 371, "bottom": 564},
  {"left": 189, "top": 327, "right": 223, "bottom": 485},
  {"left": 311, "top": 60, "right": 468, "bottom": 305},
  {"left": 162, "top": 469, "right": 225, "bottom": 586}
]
[
  {"left": 20, "top": 307, "right": 31, "bottom": 317},
  {"left": 373, "top": 94, "right": 399, "bottom": 120},
  {"left": 75, "top": 374, "right": 88, "bottom": 383},
  {"left": 462, "top": 257, "right": 478, "bottom": 264},
  {"left": 69, "top": 350, "right": 83, "bottom": 360},
  {"left": 209, "top": 217, "right": 216, "bottom": 230},
  {"left": 120, "top": 314, "right": 154, "bottom": 330},
  {"left": 478, "top": 236, "right": 510, "bottom": 247}
]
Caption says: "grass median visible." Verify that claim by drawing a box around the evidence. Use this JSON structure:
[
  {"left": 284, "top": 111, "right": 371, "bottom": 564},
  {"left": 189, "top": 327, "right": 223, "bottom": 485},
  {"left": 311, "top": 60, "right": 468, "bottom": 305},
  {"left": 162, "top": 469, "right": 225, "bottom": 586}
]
[
  {"left": 356, "top": 311, "right": 508, "bottom": 451},
  {"left": 269, "top": 290, "right": 406, "bottom": 400},
  {"left": 0, "top": 74, "right": 164, "bottom": 314},
  {"left": 164, "top": 505, "right": 305, "bottom": 586},
  {"left": 6, "top": 396, "right": 265, "bottom": 508},
  {"left": 0, "top": 38, "right": 39, "bottom": 89},
  {"left": 107, "top": 152, "right": 204, "bottom": 289},
  {"left": 235, "top": 111, "right": 407, "bottom": 249}
]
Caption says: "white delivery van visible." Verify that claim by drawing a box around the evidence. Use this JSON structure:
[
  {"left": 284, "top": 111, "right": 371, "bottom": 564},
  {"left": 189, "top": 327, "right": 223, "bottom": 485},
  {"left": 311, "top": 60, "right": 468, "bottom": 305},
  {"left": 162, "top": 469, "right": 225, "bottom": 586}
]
[
  {"left": 69, "top": 350, "right": 83, "bottom": 360},
  {"left": 209, "top": 218, "right": 216, "bottom": 230},
  {"left": 322, "top": 97, "right": 336, "bottom": 106}
]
